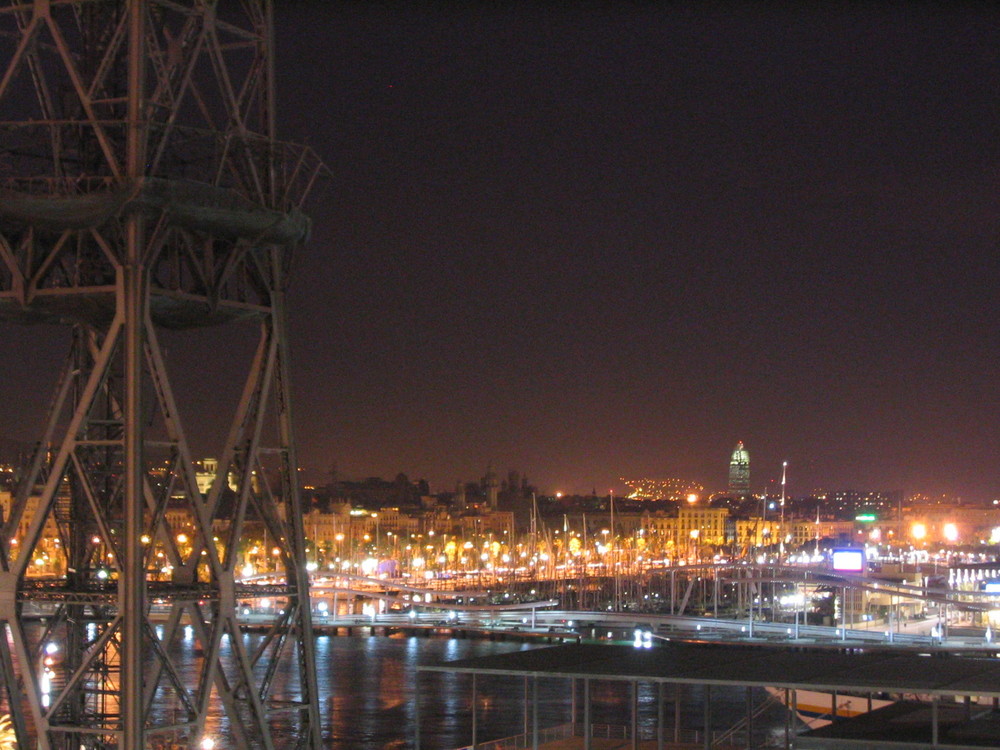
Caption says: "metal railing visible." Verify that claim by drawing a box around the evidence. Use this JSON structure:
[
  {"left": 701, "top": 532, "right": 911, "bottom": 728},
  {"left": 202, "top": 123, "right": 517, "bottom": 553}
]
[{"left": 454, "top": 722, "right": 777, "bottom": 750}]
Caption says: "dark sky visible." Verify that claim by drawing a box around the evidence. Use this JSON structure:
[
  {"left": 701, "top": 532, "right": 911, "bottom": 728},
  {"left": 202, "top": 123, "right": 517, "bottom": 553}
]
[{"left": 4, "top": 2, "right": 1000, "bottom": 499}]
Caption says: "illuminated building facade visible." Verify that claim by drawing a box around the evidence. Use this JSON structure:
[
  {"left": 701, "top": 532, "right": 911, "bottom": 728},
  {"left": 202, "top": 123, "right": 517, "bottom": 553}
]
[
  {"left": 677, "top": 506, "right": 728, "bottom": 546},
  {"left": 728, "top": 441, "right": 751, "bottom": 497},
  {"left": 640, "top": 506, "right": 728, "bottom": 549}
]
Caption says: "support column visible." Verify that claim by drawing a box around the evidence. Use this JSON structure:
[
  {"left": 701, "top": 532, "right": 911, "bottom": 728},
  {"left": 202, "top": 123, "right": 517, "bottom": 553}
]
[
  {"left": 714, "top": 574, "right": 719, "bottom": 618},
  {"left": 674, "top": 684, "right": 682, "bottom": 743},
  {"left": 532, "top": 676, "right": 539, "bottom": 750},
  {"left": 745, "top": 687, "right": 753, "bottom": 749},
  {"left": 571, "top": 677, "right": 578, "bottom": 734},
  {"left": 271, "top": 250, "right": 323, "bottom": 749},
  {"left": 784, "top": 688, "right": 791, "bottom": 749},
  {"left": 414, "top": 671, "right": 421, "bottom": 750},
  {"left": 932, "top": 696, "right": 939, "bottom": 747},
  {"left": 471, "top": 673, "right": 478, "bottom": 750},
  {"left": 524, "top": 675, "right": 530, "bottom": 738},
  {"left": 657, "top": 682, "right": 665, "bottom": 750},
  {"left": 584, "top": 678, "right": 592, "bottom": 750},
  {"left": 841, "top": 586, "right": 847, "bottom": 640},
  {"left": 122, "top": 2, "right": 147, "bottom": 748},
  {"left": 631, "top": 681, "right": 638, "bottom": 750},
  {"left": 122, "top": 239, "right": 146, "bottom": 750},
  {"left": 703, "top": 685, "right": 711, "bottom": 750}
]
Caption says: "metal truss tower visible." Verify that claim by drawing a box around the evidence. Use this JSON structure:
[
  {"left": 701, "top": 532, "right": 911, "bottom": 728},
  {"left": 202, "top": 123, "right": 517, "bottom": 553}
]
[{"left": 0, "top": 2, "right": 325, "bottom": 748}]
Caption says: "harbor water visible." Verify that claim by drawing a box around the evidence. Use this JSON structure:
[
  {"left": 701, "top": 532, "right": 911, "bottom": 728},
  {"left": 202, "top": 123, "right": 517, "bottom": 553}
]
[
  {"left": 312, "top": 633, "right": 788, "bottom": 749},
  {"left": 27, "top": 621, "right": 789, "bottom": 748}
]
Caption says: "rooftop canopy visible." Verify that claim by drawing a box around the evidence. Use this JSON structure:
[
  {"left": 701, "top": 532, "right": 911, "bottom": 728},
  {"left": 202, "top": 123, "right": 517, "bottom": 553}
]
[{"left": 420, "top": 641, "right": 1000, "bottom": 700}]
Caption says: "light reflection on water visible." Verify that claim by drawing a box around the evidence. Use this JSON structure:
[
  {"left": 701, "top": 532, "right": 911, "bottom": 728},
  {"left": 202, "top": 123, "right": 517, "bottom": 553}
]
[
  {"left": 25, "top": 623, "right": 785, "bottom": 749},
  {"left": 312, "top": 634, "right": 785, "bottom": 750}
]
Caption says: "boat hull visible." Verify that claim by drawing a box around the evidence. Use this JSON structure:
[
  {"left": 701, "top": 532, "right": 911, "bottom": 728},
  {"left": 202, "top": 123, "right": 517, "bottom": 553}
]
[{"left": 766, "top": 687, "right": 895, "bottom": 729}]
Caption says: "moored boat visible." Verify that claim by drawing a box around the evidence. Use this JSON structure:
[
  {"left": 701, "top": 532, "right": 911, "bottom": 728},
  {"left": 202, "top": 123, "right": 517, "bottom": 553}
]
[{"left": 765, "top": 687, "right": 895, "bottom": 729}]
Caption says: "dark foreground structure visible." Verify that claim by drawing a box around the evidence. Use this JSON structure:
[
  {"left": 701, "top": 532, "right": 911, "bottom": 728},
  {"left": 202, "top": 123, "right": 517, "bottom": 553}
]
[
  {"left": 0, "top": 2, "right": 325, "bottom": 748},
  {"left": 419, "top": 641, "right": 1000, "bottom": 749}
]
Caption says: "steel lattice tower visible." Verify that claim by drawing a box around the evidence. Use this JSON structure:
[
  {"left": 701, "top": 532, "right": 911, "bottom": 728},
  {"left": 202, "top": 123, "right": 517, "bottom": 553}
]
[{"left": 0, "top": 1, "right": 325, "bottom": 748}]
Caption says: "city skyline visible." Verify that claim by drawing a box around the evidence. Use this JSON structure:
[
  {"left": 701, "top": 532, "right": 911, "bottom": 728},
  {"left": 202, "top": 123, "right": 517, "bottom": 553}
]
[{"left": 2, "top": 3, "right": 1000, "bottom": 500}]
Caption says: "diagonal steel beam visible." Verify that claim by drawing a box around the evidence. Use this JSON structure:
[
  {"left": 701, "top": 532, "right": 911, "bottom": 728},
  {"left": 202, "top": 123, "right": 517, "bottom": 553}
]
[
  {"left": 0, "top": 12, "right": 40, "bottom": 103},
  {"left": 41, "top": 14, "right": 123, "bottom": 177},
  {"left": 12, "top": 314, "right": 123, "bottom": 578}
]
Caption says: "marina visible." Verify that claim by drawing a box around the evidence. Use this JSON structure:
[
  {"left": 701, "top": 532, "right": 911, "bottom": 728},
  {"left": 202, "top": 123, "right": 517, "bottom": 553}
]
[{"left": 2, "top": 2, "right": 1000, "bottom": 747}]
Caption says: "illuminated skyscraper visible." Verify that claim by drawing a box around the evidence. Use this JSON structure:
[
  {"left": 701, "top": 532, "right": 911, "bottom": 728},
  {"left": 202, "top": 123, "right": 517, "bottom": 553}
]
[{"left": 729, "top": 441, "right": 751, "bottom": 496}]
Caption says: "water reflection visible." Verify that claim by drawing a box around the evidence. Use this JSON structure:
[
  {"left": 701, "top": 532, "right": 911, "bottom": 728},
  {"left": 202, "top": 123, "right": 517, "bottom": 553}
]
[
  {"left": 20, "top": 624, "right": 783, "bottom": 749},
  {"left": 317, "top": 635, "right": 783, "bottom": 749}
]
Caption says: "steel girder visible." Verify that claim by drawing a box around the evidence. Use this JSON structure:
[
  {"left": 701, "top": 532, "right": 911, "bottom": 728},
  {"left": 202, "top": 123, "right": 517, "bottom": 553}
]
[{"left": 0, "top": 2, "right": 324, "bottom": 748}]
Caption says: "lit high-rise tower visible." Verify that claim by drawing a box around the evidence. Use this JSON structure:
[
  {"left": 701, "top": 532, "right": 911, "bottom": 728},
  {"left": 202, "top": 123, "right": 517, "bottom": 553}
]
[{"left": 728, "top": 441, "right": 751, "bottom": 496}]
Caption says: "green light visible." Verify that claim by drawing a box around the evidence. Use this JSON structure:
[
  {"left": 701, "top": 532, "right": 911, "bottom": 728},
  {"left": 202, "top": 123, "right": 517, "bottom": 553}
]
[{"left": 855, "top": 513, "right": 877, "bottom": 522}]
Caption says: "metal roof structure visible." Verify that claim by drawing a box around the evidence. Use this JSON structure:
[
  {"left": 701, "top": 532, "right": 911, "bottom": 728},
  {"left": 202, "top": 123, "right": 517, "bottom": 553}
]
[
  {"left": 419, "top": 641, "right": 1000, "bottom": 749},
  {"left": 420, "top": 641, "right": 1000, "bottom": 699}
]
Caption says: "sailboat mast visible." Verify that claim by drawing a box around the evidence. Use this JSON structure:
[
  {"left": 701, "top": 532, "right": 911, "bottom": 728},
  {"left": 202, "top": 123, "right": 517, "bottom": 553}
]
[
  {"left": 531, "top": 492, "right": 538, "bottom": 575},
  {"left": 814, "top": 504, "right": 820, "bottom": 556},
  {"left": 780, "top": 461, "right": 788, "bottom": 559}
]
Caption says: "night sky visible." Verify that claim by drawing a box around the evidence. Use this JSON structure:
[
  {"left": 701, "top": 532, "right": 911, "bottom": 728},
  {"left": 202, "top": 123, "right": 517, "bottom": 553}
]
[{"left": 3, "top": 2, "right": 1000, "bottom": 500}]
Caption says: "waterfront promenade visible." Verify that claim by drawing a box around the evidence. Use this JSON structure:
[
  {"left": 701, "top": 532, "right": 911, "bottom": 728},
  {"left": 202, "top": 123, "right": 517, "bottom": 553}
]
[
  {"left": 289, "top": 608, "right": 994, "bottom": 653},
  {"left": 464, "top": 734, "right": 739, "bottom": 750}
]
